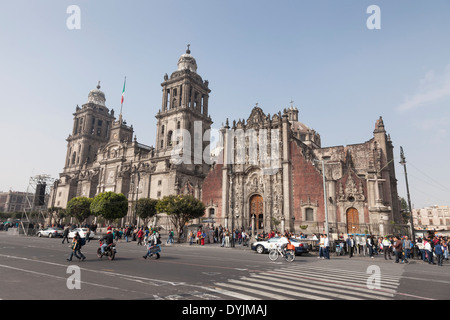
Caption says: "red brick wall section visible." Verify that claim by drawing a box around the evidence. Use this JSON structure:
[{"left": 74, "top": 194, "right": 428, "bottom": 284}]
[
  {"left": 290, "top": 140, "right": 325, "bottom": 223},
  {"left": 201, "top": 163, "right": 223, "bottom": 218}
]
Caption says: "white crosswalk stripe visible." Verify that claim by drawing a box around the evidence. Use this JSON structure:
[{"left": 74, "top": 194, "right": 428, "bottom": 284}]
[{"left": 211, "top": 263, "right": 402, "bottom": 300}]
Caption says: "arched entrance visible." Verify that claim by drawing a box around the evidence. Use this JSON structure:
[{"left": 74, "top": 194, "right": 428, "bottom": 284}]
[
  {"left": 250, "top": 194, "right": 264, "bottom": 229},
  {"left": 346, "top": 207, "right": 360, "bottom": 234}
]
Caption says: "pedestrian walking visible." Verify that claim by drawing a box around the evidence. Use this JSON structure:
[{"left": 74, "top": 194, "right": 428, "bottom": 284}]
[
  {"left": 137, "top": 228, "right": 144, "bottom": 246},
  {"left": 125, "top": 226, "right": 132, "bottom": 242},
  {"left": 346, "top": 235, "right": 356, "bottom": 258},
  {"left": 61, "top": 226, "right": 70, "bottom": 244},
  {"left": 225, "top": 230, "right": 230, "bottom": 248},
  {"left": 443, "top": 238, "right": 448, "bottom": 261},
  {"left": 435, "top": 241, "right": 444, "bottom": 266},
  {"left": 382, "top": 236, "right": 392, "bottom": 260},
  {"left": 424, "top": 239, "right": 436, "bottom": 265},
  {"left": 403, "top": 236, "right": 412, "bottom": 261},
  {"left": 367, "top": 235, "right": 375, "bottom": 259},
  {"left": 67, "top": 233, "right": 86, "bottom": 262},
  {"left": 188, "top": 230, "right": 194, "bottom": 245},
  {"left": 167, "top": 229, "right": 174, "bottom": 245},
  {"left": 393, "top": 236, "right": 404, "bottom": 263},
  {"left": 416, "top": 238, "right": 426, "bottom": 261},
  {"left": 323, "top": 234, "right": 330, "bottom": 259},
  {"left": 318, "top": 234, "right": 325, "bottom": 259}
]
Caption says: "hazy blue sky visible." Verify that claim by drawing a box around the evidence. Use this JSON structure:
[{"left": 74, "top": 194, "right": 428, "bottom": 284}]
[{"left": 1, "top": 0, "right": 449, "bottom": 209}]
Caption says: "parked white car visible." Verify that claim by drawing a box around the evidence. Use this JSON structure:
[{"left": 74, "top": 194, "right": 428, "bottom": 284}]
[
  {"left": 37, "top": 227, "right": 64, "bottom": 238},
  {"left": 251, "top": 237, "right": 309, "bottom": 255},
  {"left": 68, "top": 228, "right": 95, "bottom": 239}
]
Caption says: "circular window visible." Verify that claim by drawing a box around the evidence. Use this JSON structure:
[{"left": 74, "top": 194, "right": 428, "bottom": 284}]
[{"left": 348, "top": 196, "right": 355, "bottom": 203}]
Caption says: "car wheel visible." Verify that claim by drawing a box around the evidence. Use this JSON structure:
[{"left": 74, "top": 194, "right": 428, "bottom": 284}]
[
  {"left": 256, "top": 245, "right": 264, "bottom": 254},
  {"left": 48, "top": 233, "right": 53, "bottom": 238},
  {"left": 37, "top": 232, "right": 42, "bottom": 237}
]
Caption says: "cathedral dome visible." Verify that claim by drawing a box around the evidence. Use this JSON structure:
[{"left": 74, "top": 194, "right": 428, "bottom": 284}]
[
  {"left": 87, "top": 81, "right": 106, "bottom": 107},
  {"left": 177, "top": 45, "right": 197, "bottom": 73}
]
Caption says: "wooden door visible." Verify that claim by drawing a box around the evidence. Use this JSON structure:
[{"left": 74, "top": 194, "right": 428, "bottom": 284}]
[
  {"left": 250, "top": 195, "right": 264, "bottom": 229},
  {"left": 346, "top": 208, "right": 360, "bottom": 234}
]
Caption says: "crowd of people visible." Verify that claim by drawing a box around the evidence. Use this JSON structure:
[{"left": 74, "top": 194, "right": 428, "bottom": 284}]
[
  {"left": 185, "top": 225, "right": 251, "bottom": 247},
  {"left": 317, "top": 233, "right": 449, "bottom": 266}
]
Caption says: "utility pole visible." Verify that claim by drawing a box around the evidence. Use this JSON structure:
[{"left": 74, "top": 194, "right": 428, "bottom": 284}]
[
  {"left": 314, "top": 158, "right": 330, "bottom": 236},
  {"left": 321, "top": 160, "right": 329, "bottom": 236},
  {"left": 229, "top": 163, "right": 235, "bottom": 248},
  {"left": 399, "top": 147, "right": 416, "bottom": 245}
]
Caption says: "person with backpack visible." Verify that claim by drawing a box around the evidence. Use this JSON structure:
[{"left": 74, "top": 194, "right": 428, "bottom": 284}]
[{"left": 67, "top": 232, "right": 86, "bottom": 261}]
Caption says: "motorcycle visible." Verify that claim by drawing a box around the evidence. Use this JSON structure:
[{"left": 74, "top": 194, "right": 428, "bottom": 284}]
[{"left": 97, "top": 240, "right": 117, "bottom": 260}]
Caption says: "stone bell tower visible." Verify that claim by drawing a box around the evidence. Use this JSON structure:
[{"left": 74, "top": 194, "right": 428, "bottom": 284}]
[
  {"left": 65, "top": 82, "right": 115, "bottom": 170},
  {"left": 155, "top": 45, "right": 213, "bottom": 164}
]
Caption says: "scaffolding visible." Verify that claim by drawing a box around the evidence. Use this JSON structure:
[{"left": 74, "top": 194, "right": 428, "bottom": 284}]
[{"left": 20, "top": 174, "right": 55, "bottom": 236}]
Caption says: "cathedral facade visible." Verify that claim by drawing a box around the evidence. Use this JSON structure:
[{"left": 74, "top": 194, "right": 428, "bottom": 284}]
[
  {"left": 49, "top": 47, "right": 212, "bottom": 226},
  {"left": 203, "top": 108, "right": 401, "bottom": 236},
  {"left": 49, "top": 48, "right": 401, "bottom": 236}
]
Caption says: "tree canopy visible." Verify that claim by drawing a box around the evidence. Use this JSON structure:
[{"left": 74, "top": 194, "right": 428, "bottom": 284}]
[
  {"left": 90, "top": 192, "right": 128, "bottom": 221},
  {"left": 156, "top": 194, "right": 205, "bottom": 241},
  {"left": 135, "top": 198, "right": 158, "bottom": 224},
  {"left": 66, "top": 197, "right": 92, "bottom": 223}
]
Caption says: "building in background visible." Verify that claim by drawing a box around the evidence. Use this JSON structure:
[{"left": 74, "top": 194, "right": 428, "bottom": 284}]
[
  {"left": 49, "top": 47, "right": 403, "bottom": 235},
  {"left": 413, "top": 205, "right": 450, "bottom": 231},
  {"left": 0, "top": 191, "right": 34, "bottom": 213}
]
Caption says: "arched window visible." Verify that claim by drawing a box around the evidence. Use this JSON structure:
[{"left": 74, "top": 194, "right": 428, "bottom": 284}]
[
  {"left": 167, "top": 130, "right": 173, "bottom": 146},
  {"left": 305, "top": 208, "right": 314, "bottom": 221}
]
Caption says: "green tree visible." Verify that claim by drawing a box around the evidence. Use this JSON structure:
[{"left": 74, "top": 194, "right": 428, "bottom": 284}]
[
  {"left": 90, "top": 192, "right": 128, "bottom": 222},
  {"left": 399, "top": 197, "right": 410, "bottom": 224},
  {"left": 156, "top": 194, "right": 205, "bottom": 242},
  {"left": 66, "top": 197, "right": 92, "bottom": 223},
  {"left": 135, "top": 198, "right": 158, "bottom": 225}
]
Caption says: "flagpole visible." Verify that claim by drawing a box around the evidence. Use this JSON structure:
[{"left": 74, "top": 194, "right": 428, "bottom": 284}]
[{"left": 120, "top": 76, "right": 126, "bottom": 123}]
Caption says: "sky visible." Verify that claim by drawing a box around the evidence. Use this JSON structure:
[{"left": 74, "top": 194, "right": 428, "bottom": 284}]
[{"left": 0, "top": 0, "right": 449, "bottom": 209}]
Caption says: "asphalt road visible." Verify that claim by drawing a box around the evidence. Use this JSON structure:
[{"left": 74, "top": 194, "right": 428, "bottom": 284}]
[{"left": 0, "top": 232, "right": 448, "bottom": 302}]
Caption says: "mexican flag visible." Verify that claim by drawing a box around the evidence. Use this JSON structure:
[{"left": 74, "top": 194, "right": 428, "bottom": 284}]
[{"left": 121, "top": 77, "right": 126, "bottom": 105}]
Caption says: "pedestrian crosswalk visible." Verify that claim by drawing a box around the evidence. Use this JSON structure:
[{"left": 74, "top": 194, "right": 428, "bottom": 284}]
[{"left": 207, "top": 262, "right": 402, "bottom": 300}]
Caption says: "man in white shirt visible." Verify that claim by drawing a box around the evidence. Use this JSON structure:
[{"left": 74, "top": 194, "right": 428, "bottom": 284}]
[
  {"left": 277, "top": 234, "right": 289, "bottom": 252},
  {"left": 323, "top": 234, "right": 330, "bottom": 260},
  {"left": 382, "top": 237, "right": 392, "bottom": 260},
  {"left": 424, "top": 240, "right": 435, "bottom": 265}
]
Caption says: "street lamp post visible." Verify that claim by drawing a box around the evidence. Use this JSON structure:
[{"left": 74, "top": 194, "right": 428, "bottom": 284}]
[
  {"left": 399, "top": 147, "right": 416, "bottom": 249},
  {"left": 314, "top": 158, "right": 330, "bottom": 236},
  {"left": 228, "top": 164, "right": 235, "bottom": 248},
  {"left": 321, "top": 159, "right": 329, "bottom": 236}
]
